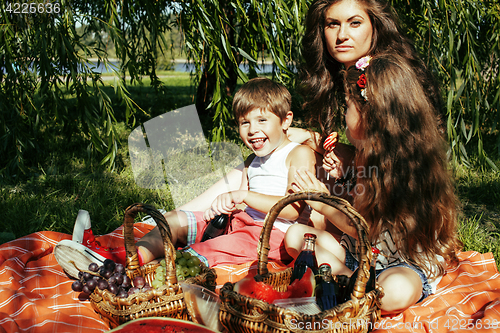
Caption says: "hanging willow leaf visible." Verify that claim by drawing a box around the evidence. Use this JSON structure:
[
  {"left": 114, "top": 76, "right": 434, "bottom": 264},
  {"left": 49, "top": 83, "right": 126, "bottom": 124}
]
[{"left": 1, "top": 0, "right": 499, "bottom": 175}]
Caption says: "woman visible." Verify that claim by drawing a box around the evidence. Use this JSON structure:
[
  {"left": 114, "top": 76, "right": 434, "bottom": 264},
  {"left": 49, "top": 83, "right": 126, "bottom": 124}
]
[{"left": 287, "top": 53, "right": 460, "bottom": 313}]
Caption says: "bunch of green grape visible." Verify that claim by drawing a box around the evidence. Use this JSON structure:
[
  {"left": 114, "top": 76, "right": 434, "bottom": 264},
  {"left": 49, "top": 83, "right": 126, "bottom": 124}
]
[{"left": 152, "top": 251, "right": 202, "bottom": 289}]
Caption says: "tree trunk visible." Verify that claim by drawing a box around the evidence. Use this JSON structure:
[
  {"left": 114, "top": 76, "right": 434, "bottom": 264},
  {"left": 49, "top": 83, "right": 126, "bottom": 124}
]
[{"left": 195, "top": 2, "right": 239, "bottom": 121}]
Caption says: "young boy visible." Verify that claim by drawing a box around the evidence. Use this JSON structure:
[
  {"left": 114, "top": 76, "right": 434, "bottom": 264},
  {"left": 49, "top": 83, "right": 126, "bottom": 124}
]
[
  {"left": 55, "top": 77, "right": 316, "bottom": 277},
  {"left": 134, "top": 77, "right": 316, "bottom": 267}
]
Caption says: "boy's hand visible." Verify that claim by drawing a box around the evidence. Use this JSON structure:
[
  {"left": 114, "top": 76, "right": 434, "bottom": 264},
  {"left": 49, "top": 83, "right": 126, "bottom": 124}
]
[
  {"left": 292, "top": 169, "right": 329, "bottom": 212},
  {"left": 203, "top": 190, "right": 248, "bottom": 221}
]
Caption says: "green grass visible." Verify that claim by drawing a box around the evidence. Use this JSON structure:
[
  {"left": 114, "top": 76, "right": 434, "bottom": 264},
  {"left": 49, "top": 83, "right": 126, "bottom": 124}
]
[
  {"left": 1, "top": 71, "right": 499, "bottom": 271},
  {"left": 455, "top": 162, "right": 500, "bottom": 263}
]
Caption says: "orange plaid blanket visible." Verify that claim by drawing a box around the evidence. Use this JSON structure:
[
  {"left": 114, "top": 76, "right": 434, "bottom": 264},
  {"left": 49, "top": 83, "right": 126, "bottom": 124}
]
[{"left": 1, "top": 224, "right": 499, "bottom": 332}]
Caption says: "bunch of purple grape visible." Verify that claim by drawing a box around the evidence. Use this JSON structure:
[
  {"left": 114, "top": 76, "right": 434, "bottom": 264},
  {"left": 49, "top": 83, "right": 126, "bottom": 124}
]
[{"left": 71, "top": 259, "right": 152, "bottom": 298}]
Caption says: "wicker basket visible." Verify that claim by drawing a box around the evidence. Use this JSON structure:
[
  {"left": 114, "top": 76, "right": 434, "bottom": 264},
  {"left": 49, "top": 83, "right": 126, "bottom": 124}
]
[
  {"left": 88, "top": 203, "right": 217, "bottom": 328},
  {"left": 219, "top": 191, "right": 384, "bottom": 333}
]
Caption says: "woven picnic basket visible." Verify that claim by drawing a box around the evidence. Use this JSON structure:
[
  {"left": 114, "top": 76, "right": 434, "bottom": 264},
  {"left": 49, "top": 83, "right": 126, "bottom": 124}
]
[
  {"left": 219, "top": 191, "right": 384, "bottom": 333},
  {"left": 88, "top": 203, "right": 217, "bottom": 328}
]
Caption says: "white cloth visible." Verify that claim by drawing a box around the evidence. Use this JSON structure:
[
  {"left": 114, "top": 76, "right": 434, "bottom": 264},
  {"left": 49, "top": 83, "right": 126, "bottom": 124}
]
[{"left": 245, "top": 142, "right": 311, "bottom": 232}]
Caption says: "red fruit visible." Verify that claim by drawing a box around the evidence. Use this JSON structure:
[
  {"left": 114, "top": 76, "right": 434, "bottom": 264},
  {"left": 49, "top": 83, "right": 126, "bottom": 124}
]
[
  {"left": 288, "top": 267, "right": 316, "bottom": 298},
  {"left": 107, "top": 317, "right": 219, "bottom": 332},
  {"left": 234, "top": 275, "right": 258, "bottom": 298},
  {"left": 234, "top": 275, "right": 291, "bottom": 303},
  {"left": 253, "top": 283, "right": 292, "bottom": 303}
]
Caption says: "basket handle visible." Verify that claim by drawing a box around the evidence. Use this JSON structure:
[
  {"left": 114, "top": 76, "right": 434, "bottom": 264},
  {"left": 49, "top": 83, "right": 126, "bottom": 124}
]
[
  {"left": 122, "top": 203, "right": 178, "bottom": 286},
  {"left": 257, "top": 191, "right": 373, "bottom": 300}
]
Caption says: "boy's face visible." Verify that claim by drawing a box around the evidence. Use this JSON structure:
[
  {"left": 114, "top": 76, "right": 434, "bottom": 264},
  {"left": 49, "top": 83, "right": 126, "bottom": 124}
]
[{"left": 238, "top": 108, "right": 292, "bottom": 157}]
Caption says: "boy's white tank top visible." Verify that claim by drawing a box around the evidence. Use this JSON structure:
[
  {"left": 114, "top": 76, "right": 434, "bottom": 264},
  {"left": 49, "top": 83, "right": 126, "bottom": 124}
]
[{"left": 245, "top": 141, "right": 311, "bottom": 232}]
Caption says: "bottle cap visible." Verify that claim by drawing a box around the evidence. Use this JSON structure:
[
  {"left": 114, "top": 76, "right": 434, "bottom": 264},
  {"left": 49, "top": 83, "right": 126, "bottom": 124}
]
[
  {"left": 318, "top": 263, "right": 332, "bottom": 275},
  {"left": 304, "top": 233, "right": 317, "bottom": 239}
]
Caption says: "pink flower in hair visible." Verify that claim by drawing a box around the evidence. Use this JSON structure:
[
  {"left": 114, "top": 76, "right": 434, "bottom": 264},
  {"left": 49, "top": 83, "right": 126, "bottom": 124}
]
[{"left": 355, "top": 56, "right": 372, "bottom": 71}]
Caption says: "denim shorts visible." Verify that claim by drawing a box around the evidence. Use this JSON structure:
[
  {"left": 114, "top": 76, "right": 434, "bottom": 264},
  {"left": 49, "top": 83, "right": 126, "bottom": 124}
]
[{"left": 344, "top": 251, "right": 433, "bottom": 303}]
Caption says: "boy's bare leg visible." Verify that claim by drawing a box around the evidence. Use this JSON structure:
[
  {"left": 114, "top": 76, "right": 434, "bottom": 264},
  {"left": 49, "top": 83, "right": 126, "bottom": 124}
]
[
  {"left": 177, "top": 165, "right": 243, "bottom": 212},
  {"left": 134, "top": 165, "right": 243, "bottom": 264},
  {"left": 136, "top": 210, "right": 190, "bottom": 263}
]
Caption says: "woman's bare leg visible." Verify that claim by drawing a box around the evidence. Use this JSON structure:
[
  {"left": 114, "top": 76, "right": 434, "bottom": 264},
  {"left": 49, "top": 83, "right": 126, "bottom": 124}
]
[
  {"left": 284, "top": 223, "right": 351, "bottom": 275},
  {"left": 377, "top": 267, "right": 423, "bottom": 314}
]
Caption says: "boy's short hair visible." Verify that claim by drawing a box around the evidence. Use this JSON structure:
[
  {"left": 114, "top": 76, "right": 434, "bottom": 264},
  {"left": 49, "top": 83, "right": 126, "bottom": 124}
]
[{"left": 232, "top": 77, "right": 292, "bottom": 122}]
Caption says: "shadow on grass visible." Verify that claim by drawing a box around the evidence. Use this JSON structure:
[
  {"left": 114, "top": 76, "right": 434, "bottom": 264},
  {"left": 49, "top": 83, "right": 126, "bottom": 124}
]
[
  {"left": 0, "top": 164, "right": 176, "bottom": 243},
  {"left": 455, "top": 156, "right": 500, "bottom": 230}
]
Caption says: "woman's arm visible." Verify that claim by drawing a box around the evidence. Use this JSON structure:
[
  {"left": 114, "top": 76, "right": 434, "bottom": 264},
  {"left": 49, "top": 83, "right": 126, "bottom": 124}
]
[{"left": 292, "top": 169, "right": 357, "bottom": 238}]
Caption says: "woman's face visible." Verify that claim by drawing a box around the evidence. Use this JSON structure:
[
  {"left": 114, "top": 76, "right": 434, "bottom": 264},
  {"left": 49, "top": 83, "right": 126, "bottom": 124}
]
[{"left": 324, "top": 0, "right": 373, "bottom": 68}]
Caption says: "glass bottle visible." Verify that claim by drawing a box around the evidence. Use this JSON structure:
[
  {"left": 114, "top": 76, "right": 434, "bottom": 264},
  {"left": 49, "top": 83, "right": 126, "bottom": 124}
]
[
  {"left": 315, "top": 263, "right": 339, "bottom": 311},
  {"left": 342, "top": 247, "right": 379, "bottom": 302},
  {"left": 290, "top": 233, "right": 319, "bottom": 283},
  {"left": 201, "top": 214, "right": 229, "bottom": 242}
]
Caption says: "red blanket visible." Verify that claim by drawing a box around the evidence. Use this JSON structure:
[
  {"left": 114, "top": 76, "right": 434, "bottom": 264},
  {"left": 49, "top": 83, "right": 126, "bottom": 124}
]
[{"left": 1, "top": 225, "right": 499, "bottom": 332}]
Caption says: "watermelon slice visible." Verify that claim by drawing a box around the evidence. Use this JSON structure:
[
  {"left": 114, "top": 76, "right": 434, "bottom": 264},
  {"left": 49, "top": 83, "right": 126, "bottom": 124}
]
[
  {"left": 234, "top": 275, "right": 258, "bottom": 298},
  {"left": 234, "top": 267, "right": 315, "bottom": 303},
  {"left": 107, "top": 317, "right": 219, "bottom": 332},
  {"left": 234, "top": 275, "right": 291, "bottom": 303},
  {"left": 288, "top": 267, "right": 316, "bottom": 298}
]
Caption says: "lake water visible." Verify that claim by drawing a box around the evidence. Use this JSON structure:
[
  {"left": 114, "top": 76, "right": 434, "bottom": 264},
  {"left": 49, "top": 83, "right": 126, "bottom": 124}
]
[
  {"left": 90, "top": 60, "right": 286, "bottom": 74},
  {"left": 3, "top": 60, "right": 292, "bottom": 75},
  {"left": 173, "top": 61, "right": 283, "bottom": 74}
]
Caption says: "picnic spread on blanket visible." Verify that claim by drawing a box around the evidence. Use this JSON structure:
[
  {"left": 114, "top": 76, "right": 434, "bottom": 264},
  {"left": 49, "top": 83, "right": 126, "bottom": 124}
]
[{"left": 1, "top": 200, "right": 500, "bottom": 332}]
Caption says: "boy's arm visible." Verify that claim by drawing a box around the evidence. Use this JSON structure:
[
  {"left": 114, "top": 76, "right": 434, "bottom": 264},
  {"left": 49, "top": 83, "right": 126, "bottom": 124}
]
[
  {"left": 203, "top": 154, "right": 252, "bottom": 221},
  {"left": 238, "top": 154, "right": 252, "bottom": 191},
  {"left": 240, "top": 145, "right": 317, "bottom": 220}
]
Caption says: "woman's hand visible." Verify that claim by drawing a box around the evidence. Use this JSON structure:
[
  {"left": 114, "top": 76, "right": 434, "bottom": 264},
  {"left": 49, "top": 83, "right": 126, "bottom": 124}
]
[
  {"left": 292, "top": 170, "right": 330, "bottom": 212},
  {"left": 292, "top": 169, "right": 329, "bottom": 193},
  {"left": 323, "top": 142, "right": 356, "bottom": 180},
  {"left": 203, "top": 190, "right": 247, "bottom": 221}
]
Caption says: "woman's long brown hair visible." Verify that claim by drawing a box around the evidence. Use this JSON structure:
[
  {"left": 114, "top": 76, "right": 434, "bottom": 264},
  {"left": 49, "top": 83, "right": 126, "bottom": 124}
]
[{"left": 344, "top": 54, "right": 461, "bottom": 277}]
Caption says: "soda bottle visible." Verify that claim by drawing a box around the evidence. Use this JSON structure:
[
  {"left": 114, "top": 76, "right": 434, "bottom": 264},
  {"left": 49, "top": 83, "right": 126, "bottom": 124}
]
[
  {"left": 342, "top": 247, "right": 379, "bottom": 302},
  {"left": 290, "top": 233, "right": 319, "bottom": 283},
  {"left": 315, "top": 263, "right": 339, "bottom": 311},
  {"left": 201, "top": 214, "right": 229, "bottom": 242}
]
